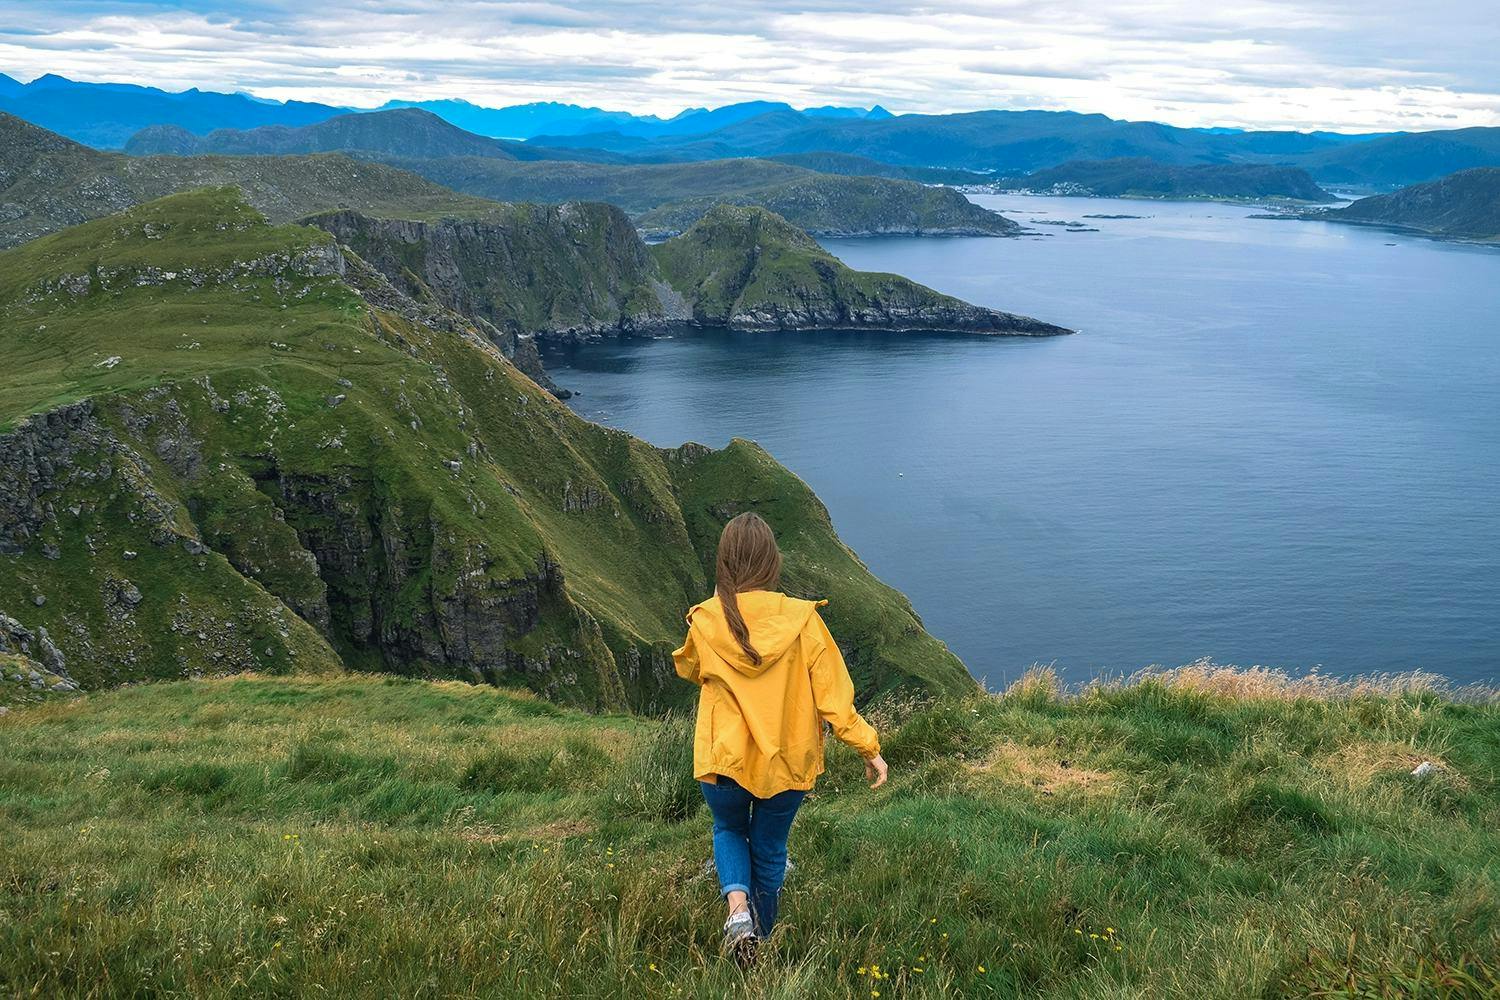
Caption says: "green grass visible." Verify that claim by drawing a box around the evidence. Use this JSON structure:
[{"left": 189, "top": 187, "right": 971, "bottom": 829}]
[{"left": 1, "top": 669, "right": 1496, "bottom": 998}]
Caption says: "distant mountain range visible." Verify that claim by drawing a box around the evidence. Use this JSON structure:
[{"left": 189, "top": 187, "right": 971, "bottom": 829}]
[
  {"left": 529, "top": 109, "right": 1500, "bottom": 189},
  {"left": 526, "top": 108, "right": 1382, "bottom": 168},
  {"left": 0, "top": 72, "right": 886, "bottom": 148},
  {"left": 1293, "top": 128, "right": 1500, "bottom": 189},
  {"left": 0, "top": 72, "right": 344, "bottom": 148},
  {"left": 123, "top": 108, "right": 619, "bottom": 163},
  {"left": 375, "top": 98, "right": 891, "bottom": 140},
  {"left": 9, "top": 71, "right": 1500, "bottom": 191}
]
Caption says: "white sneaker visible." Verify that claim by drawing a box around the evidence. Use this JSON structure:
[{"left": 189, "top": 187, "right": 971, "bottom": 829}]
[{"left": 722, "top": 909, "right": 757, "bottom": 965}]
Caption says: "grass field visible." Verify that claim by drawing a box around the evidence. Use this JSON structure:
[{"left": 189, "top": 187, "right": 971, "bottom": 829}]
[{"left": 2, "top": 666, "right": 1496, "bottom": 998}]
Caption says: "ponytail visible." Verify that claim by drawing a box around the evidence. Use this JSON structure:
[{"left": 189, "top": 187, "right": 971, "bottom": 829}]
[
  {"left": 718, "top": 584, "right": 758, "bottom": 666},
  {"left": 714, "top": 512, "right": 783, "bottom": 664}
]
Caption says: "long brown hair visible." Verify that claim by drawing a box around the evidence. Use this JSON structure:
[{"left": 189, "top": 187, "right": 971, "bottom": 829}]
[{"left": 715, "top": 512, "right": 783, "bottom": 664}]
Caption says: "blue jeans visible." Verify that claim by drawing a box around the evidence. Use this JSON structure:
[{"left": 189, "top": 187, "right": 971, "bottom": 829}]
[{"left": 699, "top": 776, "right": 807, "bottom": 935}]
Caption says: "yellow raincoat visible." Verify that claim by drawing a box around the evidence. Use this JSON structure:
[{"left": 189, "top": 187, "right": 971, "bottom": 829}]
[{"left": 672, "top": 590, "right": 881, "bottom": 799}]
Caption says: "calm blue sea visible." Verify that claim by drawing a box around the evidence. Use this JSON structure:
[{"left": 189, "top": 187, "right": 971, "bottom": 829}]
[{"left": 550, "top": 194, "right": 1500, "bottom": 688}]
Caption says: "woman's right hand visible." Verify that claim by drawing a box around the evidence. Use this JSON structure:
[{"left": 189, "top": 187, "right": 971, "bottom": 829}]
[{"left": 865, "top": 754, "right": 889, "bottom": 789}]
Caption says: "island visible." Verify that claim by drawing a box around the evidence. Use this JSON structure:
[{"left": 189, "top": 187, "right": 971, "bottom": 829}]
[{"left": 985, "top": 158, "right": 1337, "bottom": 203}]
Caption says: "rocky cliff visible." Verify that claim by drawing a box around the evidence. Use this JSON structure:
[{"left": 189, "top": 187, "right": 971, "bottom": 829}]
[
  {"left": 308, "top": 204, "right": 689, "bottom": 343},
  {"left": 0, "top": 189, "right": 975, "bottom": 709},
  {"left": 650, "top": 205, "right": 1072, "bottom": 335}
]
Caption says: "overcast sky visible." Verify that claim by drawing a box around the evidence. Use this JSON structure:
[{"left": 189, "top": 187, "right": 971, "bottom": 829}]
[{"left": 3, "top": 1, "right": 1498, "bottom": 132}]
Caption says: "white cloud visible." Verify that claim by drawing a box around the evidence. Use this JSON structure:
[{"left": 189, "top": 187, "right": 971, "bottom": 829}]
[{"left": 1, "top": 0, "right": 1497, "bottom": 131}]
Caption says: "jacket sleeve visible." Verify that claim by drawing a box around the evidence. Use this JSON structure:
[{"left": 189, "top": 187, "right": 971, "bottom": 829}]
[
  {"left": 808, "top": 608, "right": 881, "bottom": 759},
  {"left": 672, "top": 621, "right": 702, "bottom": 686}
]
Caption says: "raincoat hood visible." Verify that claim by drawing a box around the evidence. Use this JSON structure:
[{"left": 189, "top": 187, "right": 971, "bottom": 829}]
[
  {"left": 686, "top": 590, "right": 823, "bottom": 677},
  {"left": 673, "top": 590, "right": 881, "bottom": 799}
]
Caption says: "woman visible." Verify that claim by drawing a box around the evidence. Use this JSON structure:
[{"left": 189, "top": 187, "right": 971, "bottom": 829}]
[{"left": 673, "top": 512, "right": 889, "bottom": 962}]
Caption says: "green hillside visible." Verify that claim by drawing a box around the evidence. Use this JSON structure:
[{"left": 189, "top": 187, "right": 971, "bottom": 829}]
[
  {"left": 0, "top": 112, "right": 500, "bottom": 249},
  {"left": 120, "top": 112, "right": 1017, "bottom": 237},
  {"left": 359, "top": 154, "right": 1018, "bottom": 237},
  {"left": 0, "top": 189, "right": 973, "bottom": 709},
  {"left": 123, "top": 108, "right": 520, "bottom": 160},
  {"left": 764, "top": 151, "right": 991, "bottom": 185},
  {"left": 1320, "top": 167, "right": 1500, "bottom": 240},
  {"left": 1, "top": 669, "right": 1495, "bottom": 996},
  {"left": 650, "top": 206, "right": 1071, "bottom": 334},
  {"left": 1000, "top": 158, "right": 1336, "bottom": 203}
]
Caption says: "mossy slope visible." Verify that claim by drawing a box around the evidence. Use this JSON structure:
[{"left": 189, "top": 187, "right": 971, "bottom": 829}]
[{"left": 0, "top": 189, "right": 972, "bottom": 707}]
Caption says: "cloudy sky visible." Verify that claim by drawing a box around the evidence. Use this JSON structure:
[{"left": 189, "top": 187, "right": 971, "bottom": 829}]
[{"left": 3, "top": 1, "right": 1498, "bottom": 132}]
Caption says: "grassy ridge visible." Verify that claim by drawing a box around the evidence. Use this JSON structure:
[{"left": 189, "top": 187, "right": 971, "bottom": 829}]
[
  {"left": 0, "top": 189, "right": 971, "bottom": 705},
  {"left": 0, "top": 113, "right": 504, "bottom": 249},
  {"left": 1, "top": 668, "right": 1496, "bottom": 997},
  {"left": 115, "top": 111, "right": 1016, "bottom": 238},
  {"left": 369, "top": 154, "right": 1016, "bottom": 237}
]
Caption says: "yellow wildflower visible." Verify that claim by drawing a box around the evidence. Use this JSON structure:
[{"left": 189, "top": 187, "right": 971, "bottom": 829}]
[{"left": 978, "top": 965, "right": 987, "bottom": 973}]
